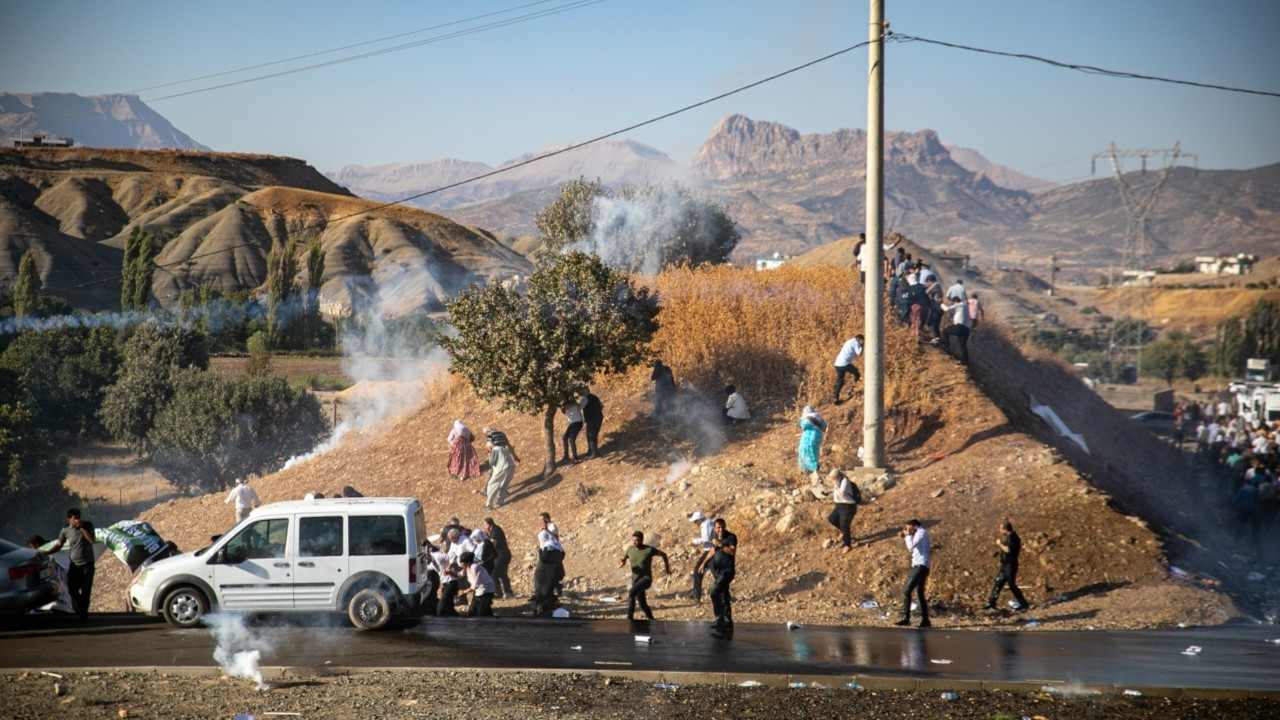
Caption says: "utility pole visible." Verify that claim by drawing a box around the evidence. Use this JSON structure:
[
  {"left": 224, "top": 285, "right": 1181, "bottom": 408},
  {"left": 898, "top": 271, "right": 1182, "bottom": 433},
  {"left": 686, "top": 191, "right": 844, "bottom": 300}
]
[{"left": 862, "top": 0, "right": 886, "bottom": 469}]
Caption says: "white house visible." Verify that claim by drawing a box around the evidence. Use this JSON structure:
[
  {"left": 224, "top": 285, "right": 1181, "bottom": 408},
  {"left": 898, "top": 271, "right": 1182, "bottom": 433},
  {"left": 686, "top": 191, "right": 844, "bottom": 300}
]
[{"left": 1195, "top": 253, "right": 1256, "bottom": 275}]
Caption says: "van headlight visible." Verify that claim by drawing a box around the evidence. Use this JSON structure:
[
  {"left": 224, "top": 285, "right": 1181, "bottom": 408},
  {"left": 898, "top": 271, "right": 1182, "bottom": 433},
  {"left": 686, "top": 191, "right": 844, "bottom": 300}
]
[{"left": 132, "top": 568, "right": 152, "bottom": 588}]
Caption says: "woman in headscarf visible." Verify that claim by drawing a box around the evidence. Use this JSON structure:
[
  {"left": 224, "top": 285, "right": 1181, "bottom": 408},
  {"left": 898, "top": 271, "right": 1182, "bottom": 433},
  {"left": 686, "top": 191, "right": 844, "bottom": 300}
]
[
  {"left": 797, "top": 405, "right": 827, "bottom": 477},
  {"left": 446, "top": 419, "right": 481, "bottom": 480}
]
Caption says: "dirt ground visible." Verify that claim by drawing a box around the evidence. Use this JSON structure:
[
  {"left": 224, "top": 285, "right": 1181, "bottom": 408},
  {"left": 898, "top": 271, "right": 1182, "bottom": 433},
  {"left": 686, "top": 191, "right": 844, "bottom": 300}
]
[{"left": 3, "top": 670, "right": 1275, "bottom": 720}]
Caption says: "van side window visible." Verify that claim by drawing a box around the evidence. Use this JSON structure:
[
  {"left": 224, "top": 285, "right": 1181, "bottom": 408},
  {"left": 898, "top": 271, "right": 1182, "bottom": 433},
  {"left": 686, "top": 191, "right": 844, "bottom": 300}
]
[
  {"left": 349, "top": 516, "right": 406, "bottom": 556},
  {"left": 300, "top": 516, "right": 344, "bottom": 557},
  {"left": 225, "top": 518, "right": 289, "bottom": 561}
]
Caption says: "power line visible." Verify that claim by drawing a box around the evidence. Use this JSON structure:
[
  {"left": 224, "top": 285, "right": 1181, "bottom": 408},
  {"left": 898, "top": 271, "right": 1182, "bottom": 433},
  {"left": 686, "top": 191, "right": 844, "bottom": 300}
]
[
  {"left": 20, "top": 0, "right": 608, "bottom": 126},
  {"left": 41, "top": 39, "right": 874, "bottom": 296},
  {"left": 890, "top": 33, "right": 1280, "bottom": 99}
]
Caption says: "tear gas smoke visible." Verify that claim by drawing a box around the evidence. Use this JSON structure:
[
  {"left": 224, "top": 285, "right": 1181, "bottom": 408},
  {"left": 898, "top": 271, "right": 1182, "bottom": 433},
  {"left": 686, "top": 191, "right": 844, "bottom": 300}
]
[
  {"left": 281, "top": 266, "right": 450, "bottom": 469},
  {"left": 205, "top": 613, "right": 271, "bottom": 690},
  {"left": 628, "top": 483, "right": 647, "bottom": 505},
  {"left": 569, "top": 184, "right": 726, "bottom": 276},
  {"left": 665, "top": 457, "right": 692, "bottom": 484}
]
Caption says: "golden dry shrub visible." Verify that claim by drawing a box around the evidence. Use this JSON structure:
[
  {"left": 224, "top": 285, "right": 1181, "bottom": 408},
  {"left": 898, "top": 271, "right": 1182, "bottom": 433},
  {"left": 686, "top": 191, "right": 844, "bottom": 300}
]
[{"left": 620, "top": 264, "right": 930, "bottom": 411}]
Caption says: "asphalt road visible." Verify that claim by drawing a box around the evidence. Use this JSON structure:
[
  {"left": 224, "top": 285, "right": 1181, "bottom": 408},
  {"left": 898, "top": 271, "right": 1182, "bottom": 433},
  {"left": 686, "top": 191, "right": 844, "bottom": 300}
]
[{"left": 2, "top": 613, "right": 1279, "bottom": 692}]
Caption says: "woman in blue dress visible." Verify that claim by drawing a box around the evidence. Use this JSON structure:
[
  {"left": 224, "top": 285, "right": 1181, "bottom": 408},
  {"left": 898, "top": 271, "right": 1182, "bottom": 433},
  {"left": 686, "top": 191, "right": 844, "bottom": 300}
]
[{"left": 797, "top": 405, "right": 827, "bottom": 476}]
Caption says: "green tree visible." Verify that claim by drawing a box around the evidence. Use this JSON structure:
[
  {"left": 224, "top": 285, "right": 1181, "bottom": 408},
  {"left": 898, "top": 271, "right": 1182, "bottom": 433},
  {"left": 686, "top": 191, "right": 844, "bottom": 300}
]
[
  {"left": 534, "top": 179, "right": 739, "bottom": 273},
  {"left": 148, "top": 370, "right": 327, "bottom": 495},
  {"left": 1244, "top": 298, "right": 1280, "bottom": 365},
  {"left": 12, "top": 249, "right": 41, "bottom": 320},
  {"left": 0, "top": 326, "right": 121, "bottom": 437},
  {"left": 266, "top": 237, "right": 299, "bottom": 349},
  {"left": 1208, "top": 316, "right": 1246, "bottom": 378},
  {"left": 534, "top": 178, "right": 606, "bottom": 260},
  {"left": 121, "top": 227, "right": 158, "bottom": 312},
  {"left": 99, "top": 323, "right": 209, "bottom": 452},
  {"left": 1140, "top": 331, "right": 1205, "bottom": 386},
  {"left": 0, "top": 367, "right": 77, "bottom": 540},
  {"left": 304, "top": 238, "right": 326, "bottom": 350},
  {"left": 441, "top": 251, "right": 659, "bottom": 478}
]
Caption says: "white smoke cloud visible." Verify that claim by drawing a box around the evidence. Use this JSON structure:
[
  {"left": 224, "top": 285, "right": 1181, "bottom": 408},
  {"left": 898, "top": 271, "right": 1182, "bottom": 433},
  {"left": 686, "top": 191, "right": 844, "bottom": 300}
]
[
  {"left": 280, "top": 260, "right": 450, "bottom": 470},
  {"left": 205, "top": 612, "right": 271, "bottom": 690},
  {"left": 569, "top": 184, "right": 725, "bottom": 275},
  {"left": 628, "top": 483, "right": 648, "bottom": 505}
]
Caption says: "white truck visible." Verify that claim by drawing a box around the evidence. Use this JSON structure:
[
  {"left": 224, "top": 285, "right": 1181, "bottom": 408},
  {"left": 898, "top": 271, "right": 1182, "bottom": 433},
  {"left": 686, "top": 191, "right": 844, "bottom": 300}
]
[{"left": 1246, "top": 358, "right": 1274, "bottom": 383}]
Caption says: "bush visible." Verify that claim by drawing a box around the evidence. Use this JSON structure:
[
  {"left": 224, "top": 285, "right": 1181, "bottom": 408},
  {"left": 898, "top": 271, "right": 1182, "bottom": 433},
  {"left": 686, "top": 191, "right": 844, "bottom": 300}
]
[
  {"left": 0, "top": 367, "right": 78, "bottom": 540},
  {"left": 100, "top": 323, "right": 209, "bottom": 452},
  {"left": 149, "top": 370, "right": 328, "bottom": 495},
  {"left": 0, "top": 326, "right": 121, "bottom": 437}
]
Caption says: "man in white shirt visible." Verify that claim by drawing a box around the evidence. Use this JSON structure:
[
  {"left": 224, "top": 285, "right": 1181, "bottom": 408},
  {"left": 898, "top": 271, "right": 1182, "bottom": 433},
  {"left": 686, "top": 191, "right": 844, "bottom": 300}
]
[
  {"left": 832, "top": 334, "right": 864, "bottom": 404},
  {"left": 224, "top": 478, "right": 260, "bottom": 523},
  {"left": 688, "top": 511, "right": 715, "bottom": 602},
  {"left": 533, "top": 512, "right": 565, "bottom": 616},
  {"left": 945, "top": 278, "right": 966, "bottom": 303},
  {"left": 938, "top": 298, "right": 972, "bottom": 366},
  {"left": 894, "top": 519, "right": 931, "bottom": 628},
  {"left": 723, "top": 385, "right": 750, "bottom": 426}
]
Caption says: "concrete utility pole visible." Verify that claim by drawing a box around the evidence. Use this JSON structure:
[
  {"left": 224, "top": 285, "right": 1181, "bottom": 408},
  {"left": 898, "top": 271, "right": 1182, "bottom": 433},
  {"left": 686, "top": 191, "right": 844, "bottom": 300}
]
[{"left": 862, "top": 0, "right": 886, "bottom": 469}]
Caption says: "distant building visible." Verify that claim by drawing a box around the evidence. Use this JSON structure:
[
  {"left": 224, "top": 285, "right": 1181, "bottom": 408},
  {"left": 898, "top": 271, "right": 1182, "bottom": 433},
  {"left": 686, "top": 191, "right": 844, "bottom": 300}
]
[
  {"left": 1195, "top": 253, "right": 1256, "bottom": 275},
  {"left": 1120, "top": 269, "right": 1156, "bottom": 286},
  {"left": 12, "top": 134, "right": 74, "bottom": 148},
  {"left": 755, "top": 252, "right": 789, "bottom": 271},
  {"left": 933, "top": 250, "right": 970, "bottom": 269}
]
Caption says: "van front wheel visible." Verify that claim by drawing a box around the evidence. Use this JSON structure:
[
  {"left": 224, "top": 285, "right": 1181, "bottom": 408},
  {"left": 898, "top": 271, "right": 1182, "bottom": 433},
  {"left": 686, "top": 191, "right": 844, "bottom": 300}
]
[
  {"left": 348, "top": 588, "right": 392, "bottom": 630},
  {"left": 162, "top": 587, "right": 208, "bottom": 628}
]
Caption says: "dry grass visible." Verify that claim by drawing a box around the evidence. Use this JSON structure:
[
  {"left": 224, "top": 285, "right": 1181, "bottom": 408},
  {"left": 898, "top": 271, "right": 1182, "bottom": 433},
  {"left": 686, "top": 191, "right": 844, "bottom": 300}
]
[{"left": 621, "top": 264, "right": 931, "bottom": 414}]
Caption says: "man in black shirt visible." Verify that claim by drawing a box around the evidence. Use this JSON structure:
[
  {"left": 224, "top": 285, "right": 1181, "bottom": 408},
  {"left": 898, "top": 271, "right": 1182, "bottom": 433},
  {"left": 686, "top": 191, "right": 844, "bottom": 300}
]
[
  {"left": 483, "top": 517, "right": 514, "bottom": 598},
  {"left": 982, "top": 520, "right": 1029, "bottom": 611},
  {"left": 697, "top": 518, "right": 737, "bottom": 633},
  {"left": 650, "top": 360, "right": 676, "bottom": 423},
  {"left": 581, "top": 390, "right": 604, "bottom": 459}
]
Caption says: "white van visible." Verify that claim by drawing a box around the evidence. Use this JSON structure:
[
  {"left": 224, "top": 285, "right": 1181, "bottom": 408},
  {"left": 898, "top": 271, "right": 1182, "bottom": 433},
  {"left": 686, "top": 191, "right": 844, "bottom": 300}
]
[{"left": 129, "top": 497, "right": 428, "bottom": 630}]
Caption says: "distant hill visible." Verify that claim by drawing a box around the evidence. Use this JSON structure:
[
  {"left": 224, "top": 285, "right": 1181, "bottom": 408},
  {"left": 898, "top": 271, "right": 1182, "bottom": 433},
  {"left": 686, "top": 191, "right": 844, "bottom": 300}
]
[
  {"left": 327, "top": 139, "right": 688, "bottom": 211},
  {"left": 433, "top": 115, "right": 1279, "bottom": 279},
  {"left": 0, "top": 92, "right": 210, "bottom": 151},
  {"left": 0, "top": 147, "right": 529, "bottom": 311}
]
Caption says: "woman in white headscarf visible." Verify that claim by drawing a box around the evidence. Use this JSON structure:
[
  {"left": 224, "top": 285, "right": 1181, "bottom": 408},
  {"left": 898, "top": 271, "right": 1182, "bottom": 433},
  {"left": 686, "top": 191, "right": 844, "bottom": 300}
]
[
  {"left": 797, "top": 405, "right": 827, "bottom": 477},
  {"left": 446, "top": 419, "right": 481, "bottom": 480}
]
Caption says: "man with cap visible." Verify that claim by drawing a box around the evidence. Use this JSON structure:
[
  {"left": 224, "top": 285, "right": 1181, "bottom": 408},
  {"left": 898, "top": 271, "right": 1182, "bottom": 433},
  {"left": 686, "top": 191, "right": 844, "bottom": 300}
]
[
  {"left": 688, "top": 511, "right": 715, "bottom": 602},
  {"left": 224, "top": 478, "right": 260, "bottom": 523},
  {"left": 457, "top": 551, "right": 497, "bottom": 616},
  {"left": 618, "top": 531, "right": 670, "bottom": 621}
]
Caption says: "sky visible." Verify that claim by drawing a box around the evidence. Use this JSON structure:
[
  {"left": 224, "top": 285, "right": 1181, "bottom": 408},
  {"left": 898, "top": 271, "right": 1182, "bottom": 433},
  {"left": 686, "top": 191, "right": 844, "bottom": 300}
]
[{"left": 2, "top": 0, "right": 1278, "bottom": 186}]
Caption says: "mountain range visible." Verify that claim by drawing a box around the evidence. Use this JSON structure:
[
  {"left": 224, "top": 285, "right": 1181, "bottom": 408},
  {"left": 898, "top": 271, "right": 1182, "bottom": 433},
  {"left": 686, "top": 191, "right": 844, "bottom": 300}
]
[
  {"left": 1, "top": 94, "right": 1277, "bottom": 308},
  {"left": 0, "top": 92, "right": 209, "bottom": 151}
]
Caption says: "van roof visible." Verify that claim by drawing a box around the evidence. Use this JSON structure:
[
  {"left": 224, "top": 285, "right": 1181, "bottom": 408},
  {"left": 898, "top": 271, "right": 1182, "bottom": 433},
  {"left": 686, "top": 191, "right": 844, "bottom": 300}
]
[{"left": 252, "top": 497, "right": 421, "bottom": 515}]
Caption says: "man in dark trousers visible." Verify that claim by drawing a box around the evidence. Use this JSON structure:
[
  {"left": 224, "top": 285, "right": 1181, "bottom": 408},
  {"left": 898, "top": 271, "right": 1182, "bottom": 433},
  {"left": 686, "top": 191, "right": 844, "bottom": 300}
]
[
  {"left": 483, "top": 517, "right": 514, "bottom": 598},
  {"left": 698, "top": 518, "right": 737, "bottom": 634},
  {"left": 38, "top": 508, "right": 96, "bottom": 621},
  {"left": 894, "top": 518, "right": 931, "bottom": 628},
  {"left": 581, "top": 390, "right": 604, "bottom": 459},
  {"left": 618, "top": 531, "right": 670, "bottom": 621},
  {"left": 650, "top": 360, "right": 676, "bottom": 423},
  {"left": 983, "top": 520, "right": 1029, "bottom": 611}
]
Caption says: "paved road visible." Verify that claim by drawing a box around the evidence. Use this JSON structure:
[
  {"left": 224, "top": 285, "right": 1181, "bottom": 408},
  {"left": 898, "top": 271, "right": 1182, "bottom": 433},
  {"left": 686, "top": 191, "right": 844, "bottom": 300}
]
[{"left": 3, "top": 614, "right": 1279, "bottom": 691}]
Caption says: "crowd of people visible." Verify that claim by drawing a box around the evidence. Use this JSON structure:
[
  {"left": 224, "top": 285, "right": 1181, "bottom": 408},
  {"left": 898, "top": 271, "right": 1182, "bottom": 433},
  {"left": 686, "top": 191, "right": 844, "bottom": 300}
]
[{"left": 1183, "top": 398, "right": 1280, "bottom": 542}]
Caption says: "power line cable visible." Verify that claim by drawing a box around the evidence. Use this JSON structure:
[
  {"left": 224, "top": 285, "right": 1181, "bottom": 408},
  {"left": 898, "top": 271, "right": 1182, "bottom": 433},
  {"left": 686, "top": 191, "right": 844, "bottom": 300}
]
[
  {"left": 40, "top": 38, "right": 876, "bottom": 296},
  {"left": 890, "top": 33, "right": 1280, "bottom": 99},
  {"left": 18, "top": 0, "right": 607, "bottom": 126}
]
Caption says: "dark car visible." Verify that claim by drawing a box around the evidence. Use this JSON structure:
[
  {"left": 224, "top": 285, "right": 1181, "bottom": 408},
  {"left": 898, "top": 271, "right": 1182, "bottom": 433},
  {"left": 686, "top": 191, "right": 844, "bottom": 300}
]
[
  {"left": 0, "top": 538, "right": 60, "bottom": 615},
  {"left": 1130, "top": 411, "right": 1178, "bottom": 438}
]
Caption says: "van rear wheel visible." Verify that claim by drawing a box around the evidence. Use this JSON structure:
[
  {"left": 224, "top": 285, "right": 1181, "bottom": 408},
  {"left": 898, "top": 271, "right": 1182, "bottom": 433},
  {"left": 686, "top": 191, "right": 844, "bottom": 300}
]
[
  {"left": 162, "top": 587, "right": 208, "bottom": 628},
  {"left": 348, "top": 588, "right": 392, "bottom": 630}
]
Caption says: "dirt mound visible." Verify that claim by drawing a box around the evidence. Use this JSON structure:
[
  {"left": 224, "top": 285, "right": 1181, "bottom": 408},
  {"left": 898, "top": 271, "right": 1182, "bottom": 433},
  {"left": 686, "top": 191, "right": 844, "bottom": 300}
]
[{"left": 99, "top": 264, "right": 1241, "bottom": 630}]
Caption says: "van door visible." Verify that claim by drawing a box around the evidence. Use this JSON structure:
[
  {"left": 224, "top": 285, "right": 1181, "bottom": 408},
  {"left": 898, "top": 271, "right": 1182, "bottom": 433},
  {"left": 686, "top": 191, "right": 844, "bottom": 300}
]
[
  {"left": 294, "top": 515, "right": 348, "bottom": 610},
  {"left": 211, "top": 517, "right": 293, "bottom": 610}
]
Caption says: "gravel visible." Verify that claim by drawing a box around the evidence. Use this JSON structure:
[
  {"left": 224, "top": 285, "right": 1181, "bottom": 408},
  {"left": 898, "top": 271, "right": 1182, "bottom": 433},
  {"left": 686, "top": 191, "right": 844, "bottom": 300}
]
[{"left": 3, "top": 670, "right": 1276, "bottom": 720}]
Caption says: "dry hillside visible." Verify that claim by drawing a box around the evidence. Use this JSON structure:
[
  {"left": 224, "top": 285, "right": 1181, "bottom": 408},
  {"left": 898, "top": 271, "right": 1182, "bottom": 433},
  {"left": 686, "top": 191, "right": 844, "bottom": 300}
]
[
  {"left": 0, "top": 147, "right": 531, "bottom": 311},
  {"left": 87, "top": 263, "right": 1256, "bottom": 632}
]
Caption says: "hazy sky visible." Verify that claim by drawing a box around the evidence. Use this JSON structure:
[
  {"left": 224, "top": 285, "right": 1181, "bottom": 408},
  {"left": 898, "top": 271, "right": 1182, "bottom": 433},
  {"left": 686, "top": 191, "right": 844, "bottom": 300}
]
[{"left": 3, "top": 0, "right": 1277, "bottom": 185}]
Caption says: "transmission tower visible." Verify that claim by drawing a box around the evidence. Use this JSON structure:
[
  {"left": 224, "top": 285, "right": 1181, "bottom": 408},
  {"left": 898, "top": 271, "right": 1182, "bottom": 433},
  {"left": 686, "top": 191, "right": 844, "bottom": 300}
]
[{"left": 1091, "top": 142, "right": 1195, "bottom": 382}]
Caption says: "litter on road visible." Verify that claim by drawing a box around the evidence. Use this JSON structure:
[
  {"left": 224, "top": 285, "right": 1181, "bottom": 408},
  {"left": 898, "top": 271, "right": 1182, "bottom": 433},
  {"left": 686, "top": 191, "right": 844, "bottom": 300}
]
[
  {"left": 1181, "top": 645, "right": 1202, "bottom": 656},
  {"left": 786, "top": 621, "right": 802, "bottom": 630},
  {"left": 930, "top": 659, "right": 953, "bottom": 664}
]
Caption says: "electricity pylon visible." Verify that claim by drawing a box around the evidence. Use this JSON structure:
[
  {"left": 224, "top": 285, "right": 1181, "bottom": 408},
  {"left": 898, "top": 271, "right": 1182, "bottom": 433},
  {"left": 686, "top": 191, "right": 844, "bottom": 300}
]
[{"left": 1091, "top": 143, "right": 1195, "bottom": 382}]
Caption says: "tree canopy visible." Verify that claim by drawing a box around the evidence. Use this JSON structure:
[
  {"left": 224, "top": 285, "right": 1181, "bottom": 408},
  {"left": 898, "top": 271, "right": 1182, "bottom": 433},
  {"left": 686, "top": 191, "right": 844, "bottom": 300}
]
[
  {"left": 440, "top": 251, "right": 659, "bottom": 476},
  {"left": 99, "top": 323, "right": 209, "bottom": 452},
  {"left": 535, "top": 178, "right": 739, "bottom": 273},
  {"left": 1140, "top": 331, "right": 1205, "bottom": 386}
]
